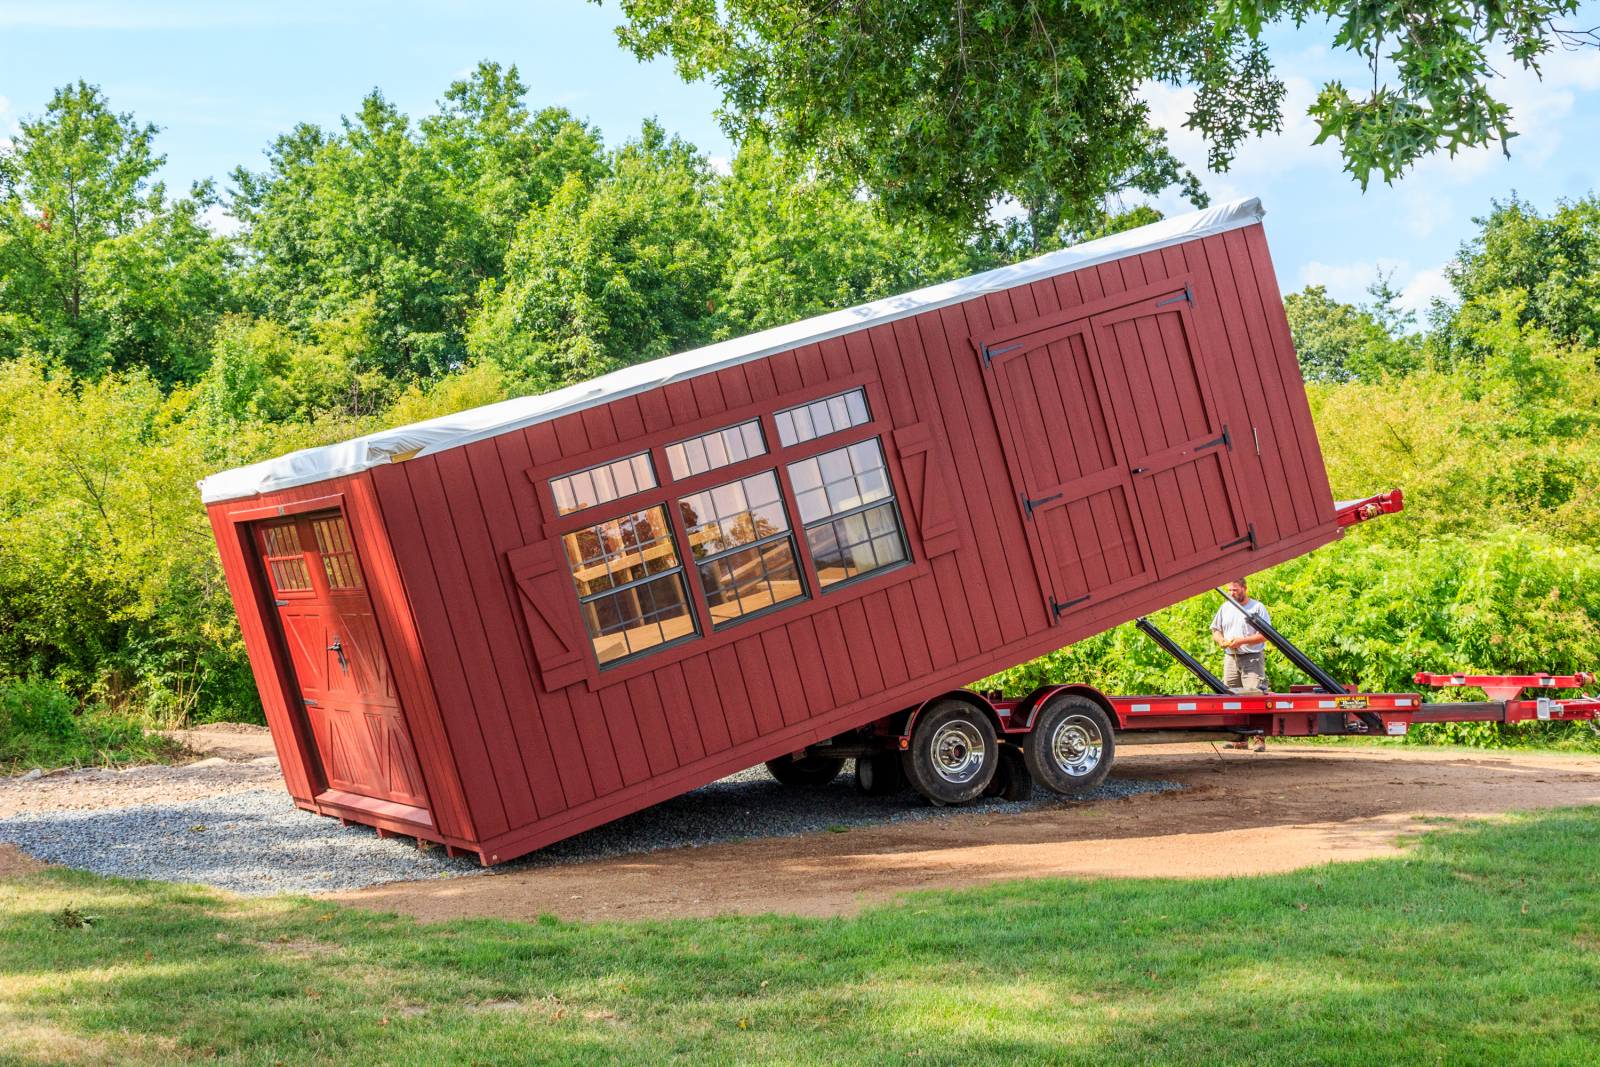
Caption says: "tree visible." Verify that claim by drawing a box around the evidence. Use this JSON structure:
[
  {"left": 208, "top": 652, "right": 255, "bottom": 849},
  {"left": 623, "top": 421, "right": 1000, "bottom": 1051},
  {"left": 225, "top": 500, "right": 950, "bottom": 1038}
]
[
  {"left": 1284, "top": 280, "right": 1421, "bottom": 383},
  {"left": 1434, "top": 193, "right": 1600, "bottom": 358},
  {"left": 609, "top": 0, "right": 1594, "bottom": 231},
  {"left": 713, "top": 137, "right": 972, "bottom": 335},
  {"left": 0, "top": 81, "right": 230, "bottom": 383},
  {"left": 469, "top": 121, "right": 726, "bottom": 388}
]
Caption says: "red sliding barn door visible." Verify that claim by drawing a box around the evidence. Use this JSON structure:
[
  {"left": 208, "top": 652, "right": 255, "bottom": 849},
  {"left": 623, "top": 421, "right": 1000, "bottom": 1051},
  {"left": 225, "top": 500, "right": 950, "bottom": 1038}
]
[
  {"left": 984, "top": 282, "right": 1249, "bottom": 620},
  {"left": 1090, "top": 292, "right": 1250, "bottom": 578},
  {"left": 254, "top": 511, "right": 428, "bottom": 809}
]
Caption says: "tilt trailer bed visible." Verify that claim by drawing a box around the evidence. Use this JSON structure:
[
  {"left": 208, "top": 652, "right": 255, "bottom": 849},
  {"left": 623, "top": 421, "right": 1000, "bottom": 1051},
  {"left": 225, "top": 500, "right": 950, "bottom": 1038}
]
[{"left": 789, "top": 491, "right": 1600, "bottom": 805}]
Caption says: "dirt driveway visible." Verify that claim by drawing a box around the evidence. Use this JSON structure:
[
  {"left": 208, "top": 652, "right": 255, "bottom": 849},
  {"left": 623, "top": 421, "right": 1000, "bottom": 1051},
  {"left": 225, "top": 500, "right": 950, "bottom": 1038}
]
[{"left": 329, "top": 743, "right": 1600, "bottom": 923}]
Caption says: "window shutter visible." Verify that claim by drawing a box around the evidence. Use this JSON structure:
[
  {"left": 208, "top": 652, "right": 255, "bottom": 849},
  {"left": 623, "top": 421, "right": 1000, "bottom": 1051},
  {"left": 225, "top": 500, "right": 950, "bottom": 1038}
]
[
  {"left": 892, "top": 422, "right": 961, "bottom": 557},
  {"left": 506, "top": 540, "right": 588, "bottom": 691}
]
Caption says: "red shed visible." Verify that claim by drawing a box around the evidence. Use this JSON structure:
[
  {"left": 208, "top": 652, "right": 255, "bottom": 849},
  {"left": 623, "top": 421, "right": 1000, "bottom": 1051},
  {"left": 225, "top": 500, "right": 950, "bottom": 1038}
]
[{"left": 202, "top": 198, "right": 1337, "bottom": 863}]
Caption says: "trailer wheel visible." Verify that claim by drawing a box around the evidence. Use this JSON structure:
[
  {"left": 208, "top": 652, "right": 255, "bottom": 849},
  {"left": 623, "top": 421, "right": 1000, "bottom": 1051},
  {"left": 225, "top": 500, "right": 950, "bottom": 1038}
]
[
  {"left": 983, "top": 744, "right": 1034, "bottom": 802},
  {"left": 1024, "top": 694, "right": 1115, "bottom": 795},
  {"left": 901, "top": 700, "right": 998, "bottom": 805},
  {"left": 854, "top": 753, "right": 905, "bottom": 796},
  {"left": 765, "top": 753, "right": 845, "bottom": 787}
]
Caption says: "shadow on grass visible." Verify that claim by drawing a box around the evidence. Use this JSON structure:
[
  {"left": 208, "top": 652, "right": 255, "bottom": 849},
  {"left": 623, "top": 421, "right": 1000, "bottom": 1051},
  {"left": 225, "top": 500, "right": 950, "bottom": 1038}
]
[{"left": 4, "top": 809, "right": 1600, "bottom": 1064}]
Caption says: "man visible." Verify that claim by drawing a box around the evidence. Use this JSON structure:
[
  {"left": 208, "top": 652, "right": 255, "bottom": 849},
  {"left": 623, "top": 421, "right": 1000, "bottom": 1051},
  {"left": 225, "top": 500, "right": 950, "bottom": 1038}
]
[{"left": 1210, "top": 577, "right": 1269, "bottom": 752}]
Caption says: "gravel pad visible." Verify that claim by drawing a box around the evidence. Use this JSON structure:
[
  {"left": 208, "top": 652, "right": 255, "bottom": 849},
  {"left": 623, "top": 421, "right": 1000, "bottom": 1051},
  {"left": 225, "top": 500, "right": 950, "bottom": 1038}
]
[{"left": 0, "top": 769, "right": 1178, "bottom": 895}]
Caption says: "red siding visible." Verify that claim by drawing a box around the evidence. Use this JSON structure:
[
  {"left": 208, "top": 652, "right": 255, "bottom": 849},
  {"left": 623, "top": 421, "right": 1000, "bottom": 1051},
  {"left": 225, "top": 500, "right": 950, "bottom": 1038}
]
[{"left": 211, "top": 221, "right": 1338, "bottom": 863}]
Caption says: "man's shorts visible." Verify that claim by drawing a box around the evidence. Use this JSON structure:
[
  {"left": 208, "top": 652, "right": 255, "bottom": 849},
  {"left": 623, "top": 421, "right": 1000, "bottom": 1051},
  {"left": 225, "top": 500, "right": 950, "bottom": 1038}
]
[{"left": 1223, "top": 651, "right": 1267, "bottom": 694}]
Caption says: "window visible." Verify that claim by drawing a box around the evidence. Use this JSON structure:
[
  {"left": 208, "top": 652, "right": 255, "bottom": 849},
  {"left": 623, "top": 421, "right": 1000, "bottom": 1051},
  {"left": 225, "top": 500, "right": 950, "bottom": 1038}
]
[
  {"left": 787, "top": 438, "right": 908, "bottom": 588},
  {"left": 666, "top": 419, "right": 766, "bottom": 480},
  {"left": 310, "top": 514, "right": 363, "bottom": 590},
  {"left": 775, "top": 387, "right": 870, "bottom": 448},
  {"left": 562, "top": 506, "right": 697, "bottom": 665},
  {"left": 550, "top": 453, "right": 657, "bottom": 517},
  {"left": 679, "top": 471, "right": 805, "bottom": 627},
  {"left": 260, "top": 522, "right": 312, "bottom": 593}
]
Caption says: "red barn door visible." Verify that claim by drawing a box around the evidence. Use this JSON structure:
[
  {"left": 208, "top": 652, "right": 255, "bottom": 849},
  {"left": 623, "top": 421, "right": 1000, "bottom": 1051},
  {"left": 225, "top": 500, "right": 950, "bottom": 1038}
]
[
  {"left": 253, "top": 511, "right": 429, "bottom": 810},
  {"left": 984, "top": 285, "right": 1249, "bottom": 619}
]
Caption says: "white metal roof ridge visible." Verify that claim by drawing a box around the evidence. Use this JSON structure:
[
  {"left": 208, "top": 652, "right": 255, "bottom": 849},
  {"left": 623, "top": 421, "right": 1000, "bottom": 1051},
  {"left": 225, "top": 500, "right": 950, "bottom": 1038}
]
[{"left": 199, "top": 196, "right": 1265, "bottom": 503}]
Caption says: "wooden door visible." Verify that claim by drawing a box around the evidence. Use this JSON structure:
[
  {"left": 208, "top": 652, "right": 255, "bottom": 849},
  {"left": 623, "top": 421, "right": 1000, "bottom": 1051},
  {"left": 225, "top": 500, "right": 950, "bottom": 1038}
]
[
  {"left": 984, "top": 319, "right": 1156, "bottom": 618},
  {"left": 1088, "top": 292, "right": 1250, "bottom": 579},
  {"left": 254, "top": 511, "right": 429, "bottom": 809}
]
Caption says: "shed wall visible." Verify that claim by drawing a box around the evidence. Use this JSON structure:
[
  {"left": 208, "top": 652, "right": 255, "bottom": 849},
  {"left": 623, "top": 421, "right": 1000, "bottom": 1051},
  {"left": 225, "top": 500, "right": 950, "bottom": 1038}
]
[{"left": 362, "top": 222, "right": 1335, "bottom": 861}]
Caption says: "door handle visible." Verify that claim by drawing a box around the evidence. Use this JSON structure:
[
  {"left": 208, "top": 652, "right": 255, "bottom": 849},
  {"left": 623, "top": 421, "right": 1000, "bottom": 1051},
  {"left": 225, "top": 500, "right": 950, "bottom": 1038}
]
[
  {"left": 327, "top": 637, "right": 348, "bottom": 672},
  {"left": 1131, "top": 466, "right": 1150, "bottom": 475}
]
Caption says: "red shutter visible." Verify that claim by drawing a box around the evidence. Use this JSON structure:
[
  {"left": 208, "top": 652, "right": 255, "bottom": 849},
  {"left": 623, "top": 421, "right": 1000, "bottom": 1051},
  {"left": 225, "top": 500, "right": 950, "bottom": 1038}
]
[
  {"left": 893, "top": 422, "right": 961, "bottom": 557},
  {"left": 506, "top": 540, "right": 589, "bottom": 691}
]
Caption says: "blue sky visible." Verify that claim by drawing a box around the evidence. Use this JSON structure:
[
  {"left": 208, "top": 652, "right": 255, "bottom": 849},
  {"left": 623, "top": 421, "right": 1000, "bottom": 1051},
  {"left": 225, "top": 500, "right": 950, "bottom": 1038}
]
[{"left": 3, "top": 0, "right": 1599, "bottom": 323}]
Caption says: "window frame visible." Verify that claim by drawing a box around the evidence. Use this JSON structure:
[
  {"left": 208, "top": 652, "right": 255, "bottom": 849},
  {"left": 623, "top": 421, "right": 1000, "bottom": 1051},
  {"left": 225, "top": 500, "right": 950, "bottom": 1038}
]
[
  {"left": 562, "top": 504, "right": 702, "bottom": 669},
  {"left": 678, "top": 469, "right": 810, "bottom": 632},
  {"left": 529, "top": 373, "right": 927, "bottom": 691}
]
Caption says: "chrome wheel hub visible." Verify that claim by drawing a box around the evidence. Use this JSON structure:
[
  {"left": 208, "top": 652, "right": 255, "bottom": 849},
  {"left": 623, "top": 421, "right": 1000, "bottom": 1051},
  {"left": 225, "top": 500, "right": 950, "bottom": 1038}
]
[
  {"left": 930, "top": 721, "right": 986, "bottom": 784},
  {"left": 1050, "top": 714, "right": 1103, "bottom": 778}
]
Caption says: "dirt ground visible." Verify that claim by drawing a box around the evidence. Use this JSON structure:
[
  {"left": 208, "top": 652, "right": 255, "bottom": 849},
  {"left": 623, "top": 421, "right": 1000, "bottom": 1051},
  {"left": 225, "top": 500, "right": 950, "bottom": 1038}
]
[
  {"left": 7, "top": 732, "right": 1600, "bottom": 923},
  {"left": 329, "top": 743, "right": 1600, "bottom": 923}
]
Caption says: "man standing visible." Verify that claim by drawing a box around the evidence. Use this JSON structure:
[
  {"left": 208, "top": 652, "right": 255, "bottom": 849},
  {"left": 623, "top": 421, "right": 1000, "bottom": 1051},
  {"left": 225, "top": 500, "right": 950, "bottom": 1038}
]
[{"left": 1211, "top": 578, "right": 1270, "bottom": 751}]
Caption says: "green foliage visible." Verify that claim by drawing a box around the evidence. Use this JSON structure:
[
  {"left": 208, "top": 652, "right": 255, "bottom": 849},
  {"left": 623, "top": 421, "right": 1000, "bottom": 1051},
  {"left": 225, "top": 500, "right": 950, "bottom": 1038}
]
[
  {"left": 0, "top": 81, "right": 233, "bottom": 384},
  {"left": 0, "top": 678, "right": 183, "bottom": 771},
  {"left": 1284, "top": 281, "right": 1422, "bottom": 382},
  {"left": 611, "top": 0, "right": 1591, "bottom": 227},
  {"left": 1433, "top": 192, "right": 1600, "bottom": 361},
  {"left": 470, "top": 121, "right": 727, "bottom": 388}
]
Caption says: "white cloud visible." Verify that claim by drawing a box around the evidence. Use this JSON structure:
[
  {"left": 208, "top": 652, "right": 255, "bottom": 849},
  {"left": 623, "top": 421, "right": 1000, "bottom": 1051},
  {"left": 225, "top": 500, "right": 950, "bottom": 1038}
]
[
  {"left": 1398, "top": 266, "right": 1454, "bottom": 318},
  {"left": 199, "top": 203, "right": 242, "bottom": 238},
  {"left": 706, "top": 154, "right": 732, "bottom": 176}
]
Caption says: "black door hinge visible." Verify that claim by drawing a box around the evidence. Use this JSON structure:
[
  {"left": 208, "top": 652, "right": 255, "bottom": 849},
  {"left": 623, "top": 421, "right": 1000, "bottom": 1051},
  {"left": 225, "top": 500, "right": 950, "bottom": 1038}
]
[
  {"left": 1021, "top": 490, "right": 1064, "bottom": 518},
  {"left": 981, "top": 341, "right": 1022, "bottom": 367},
  {"left": 1050, "top": 593, "right": 1091, "bottom": 618},
  {"left": 1219, "top": 523, "right": 1257, "bottom": 551},
  {"left": 1156, "top": 282, "right": 1194, "bottom": 308},
  {"left": 1195, "top": 424, "right": 1231, "bottom": 453}
]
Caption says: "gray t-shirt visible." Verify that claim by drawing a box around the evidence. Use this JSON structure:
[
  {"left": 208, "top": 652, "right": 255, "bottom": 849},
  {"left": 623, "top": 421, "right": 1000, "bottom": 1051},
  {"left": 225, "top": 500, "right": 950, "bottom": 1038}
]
[{"left": 1210, "top": 597, "right": 1270, "bottom": 655}]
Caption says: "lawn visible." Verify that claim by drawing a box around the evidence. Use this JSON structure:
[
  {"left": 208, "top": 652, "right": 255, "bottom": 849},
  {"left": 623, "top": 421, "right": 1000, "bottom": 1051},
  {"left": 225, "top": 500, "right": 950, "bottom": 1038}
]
[{"left": 4, "top": 809, "right": 1600, "bottom": 1065}]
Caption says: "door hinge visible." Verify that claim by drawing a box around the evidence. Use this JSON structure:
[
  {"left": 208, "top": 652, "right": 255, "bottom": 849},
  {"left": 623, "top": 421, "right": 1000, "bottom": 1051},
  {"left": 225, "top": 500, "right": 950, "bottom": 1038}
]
[
  {"left": 1156, "top": 282, "right": 1194, "bottom": 308},
  {"left": 1219, "top": 523, "right": 1257, "bottom": 551},
  {"left": 302, "top": 698, "right": 319, "bottom": 707},
  {"left": 1050, "top": 593, "right": 1091, "bottom": 618},
  {"left": 273, "top": 599, "right": 288, "bottom": 607},
  {"left": 1195, "top": 424, "right": 1231, "bottom": 453},
  {"left": 981, "top": 341, "right": 1022, "bottom": 367},
  {"left": 1021, "top": 490, "right": 1064, "bottom": 518}
]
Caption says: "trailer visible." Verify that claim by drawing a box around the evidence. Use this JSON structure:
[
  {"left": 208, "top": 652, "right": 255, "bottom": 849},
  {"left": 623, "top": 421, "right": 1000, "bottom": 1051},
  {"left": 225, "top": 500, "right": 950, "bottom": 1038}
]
[
  {"left": 199, "top": 198, "right": 1590, "bottom": 865},
  {"left": 779, "top": 492, "right": 1600, "bottom": 803}
]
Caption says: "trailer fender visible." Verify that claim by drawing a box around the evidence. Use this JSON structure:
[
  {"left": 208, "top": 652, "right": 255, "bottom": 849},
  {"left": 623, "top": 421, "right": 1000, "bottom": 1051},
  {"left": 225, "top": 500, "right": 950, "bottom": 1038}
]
[
  {"left": 896, "top": 690, "right": 1002, "bottom": 748},
  {"left": 1011, "top": 684, "right": 1121, "bottom": 732}
]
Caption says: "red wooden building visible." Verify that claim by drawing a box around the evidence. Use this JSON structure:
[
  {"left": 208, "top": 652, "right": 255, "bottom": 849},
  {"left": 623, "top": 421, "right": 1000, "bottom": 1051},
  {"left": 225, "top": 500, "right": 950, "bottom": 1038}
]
[{"left": 202, "top": 198, "right": 1339, "bottom": 863}]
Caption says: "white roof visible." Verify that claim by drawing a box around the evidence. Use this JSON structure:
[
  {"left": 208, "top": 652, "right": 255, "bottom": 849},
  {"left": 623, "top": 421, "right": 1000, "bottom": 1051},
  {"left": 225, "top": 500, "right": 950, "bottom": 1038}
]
[{"left": 200, "top": 196, "right": 1265, "bottom": 504}]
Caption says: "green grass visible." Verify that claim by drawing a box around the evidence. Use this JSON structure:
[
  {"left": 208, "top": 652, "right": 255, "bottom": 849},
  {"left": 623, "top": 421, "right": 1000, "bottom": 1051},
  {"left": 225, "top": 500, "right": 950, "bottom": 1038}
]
[
  {"left": 0, "top": 679, "right": 189, "bottom": 774},
  {"left": 5, "top": 811, "right": 1600, "bottom": 1064}
]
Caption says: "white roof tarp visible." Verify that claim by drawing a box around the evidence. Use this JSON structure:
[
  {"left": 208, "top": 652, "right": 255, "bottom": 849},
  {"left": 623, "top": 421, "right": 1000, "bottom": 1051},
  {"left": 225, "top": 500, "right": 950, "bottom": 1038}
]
[{"left": 200, "top": 196, "right": 1264, "bottom": 504}]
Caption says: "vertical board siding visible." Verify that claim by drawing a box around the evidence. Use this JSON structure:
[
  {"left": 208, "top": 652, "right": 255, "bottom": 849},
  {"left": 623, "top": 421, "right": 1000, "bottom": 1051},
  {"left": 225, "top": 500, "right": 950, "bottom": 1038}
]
[{"left": 229, "top": 222, "right": 1336, "bottom": 861}]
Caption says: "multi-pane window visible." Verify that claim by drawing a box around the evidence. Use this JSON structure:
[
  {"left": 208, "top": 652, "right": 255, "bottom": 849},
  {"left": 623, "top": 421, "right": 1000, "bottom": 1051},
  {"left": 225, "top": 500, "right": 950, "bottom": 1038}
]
[
  {"left": 551, "top": 453, "right": 657, "bottom": 517},
  {"left": 787, "top": 439, "right": 908, "bottom": 588},
  {"left": 666, "top": 419, "right": 766, "bottom": 480},
  {"left": 562, "top": 507, "right": 696, "bottom": 665},
  {"left": 775, "top": 388, "right": 870, "bottom": 448},
  {"left": 679, "top": 471, "right": 804, "bottom": 627},
  {"left": 310, "top": 515, "right": 363, "bottom": 590},
  {"left": 260, "top": 522, "right": 312, "bottom": 593}
]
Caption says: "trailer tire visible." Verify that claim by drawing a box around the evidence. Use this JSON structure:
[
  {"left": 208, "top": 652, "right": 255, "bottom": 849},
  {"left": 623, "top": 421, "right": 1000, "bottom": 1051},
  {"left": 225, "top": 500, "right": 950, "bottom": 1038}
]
[
  {"left": 983, "top": 744, "right": 1034, "bottom": 802},
  {"left": 1024, "top": 694, "right": 1114, "bottom": 795},
  {"left": 901, "top": 700, "right": 998, "bottom": 805},
  {"left": 765, "top": 753, "right": 845, "bottom": 787},
  {"left": 854, "top": 753, "right": 905, "bottom": 796}
]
